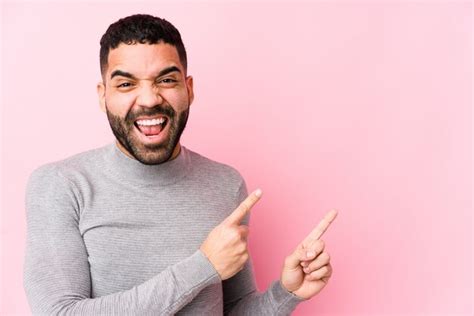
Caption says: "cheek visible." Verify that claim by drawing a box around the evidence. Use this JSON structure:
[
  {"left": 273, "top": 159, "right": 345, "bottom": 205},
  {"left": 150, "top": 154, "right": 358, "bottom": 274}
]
[
  {"left": 106, "top": 92, "right": 136, "bottom": 116},
  {"left": 162, "top": 90, "right": 190, "bottom": 111}
]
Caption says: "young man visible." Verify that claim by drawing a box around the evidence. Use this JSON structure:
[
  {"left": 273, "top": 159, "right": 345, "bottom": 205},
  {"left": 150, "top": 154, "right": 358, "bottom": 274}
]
[{"left": 24, "top": 14, "right": 337, "bottom": 315}]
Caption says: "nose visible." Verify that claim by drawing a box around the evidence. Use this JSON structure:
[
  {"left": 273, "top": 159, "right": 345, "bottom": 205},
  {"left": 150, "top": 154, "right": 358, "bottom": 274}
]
[{"left": 136, "top": 83, "right": 163, "bottom": 108}]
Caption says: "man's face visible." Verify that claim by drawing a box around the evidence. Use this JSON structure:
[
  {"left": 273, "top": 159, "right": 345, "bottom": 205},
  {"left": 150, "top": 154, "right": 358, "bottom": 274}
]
[{"left": 97, "top": 42, "right": 194, "bottom": 165}]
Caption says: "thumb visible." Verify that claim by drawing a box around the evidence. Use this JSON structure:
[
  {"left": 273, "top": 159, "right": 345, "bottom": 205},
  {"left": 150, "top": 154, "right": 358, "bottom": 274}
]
[{"left": 284, "top": 243, "right": 316, "bottom": 270}]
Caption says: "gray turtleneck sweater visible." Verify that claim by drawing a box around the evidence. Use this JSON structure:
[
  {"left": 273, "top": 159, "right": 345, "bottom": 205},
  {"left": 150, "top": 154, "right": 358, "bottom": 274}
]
[{"left": 23, "top": 142, "right": 305, "bottom": 315}]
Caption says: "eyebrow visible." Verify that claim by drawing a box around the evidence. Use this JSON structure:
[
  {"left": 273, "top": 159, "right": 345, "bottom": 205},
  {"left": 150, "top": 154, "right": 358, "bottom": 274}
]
[{"left": 110, "top": 66, "right": 182, "bottom": 80}]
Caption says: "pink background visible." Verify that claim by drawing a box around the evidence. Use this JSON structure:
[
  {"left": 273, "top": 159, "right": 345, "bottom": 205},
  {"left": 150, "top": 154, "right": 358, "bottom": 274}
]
[{"left": 1, "top": 1, "right": 472, "bottom": 315}]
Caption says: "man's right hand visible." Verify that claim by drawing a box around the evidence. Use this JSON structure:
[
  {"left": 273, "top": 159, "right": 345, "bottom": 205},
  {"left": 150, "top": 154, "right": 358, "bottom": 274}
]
[{"left": 199, "top": 189, "right": 262, "bottom": 280}]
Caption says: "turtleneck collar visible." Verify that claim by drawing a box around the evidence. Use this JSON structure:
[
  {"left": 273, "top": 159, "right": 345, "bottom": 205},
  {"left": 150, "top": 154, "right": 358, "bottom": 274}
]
[{"left": 104, "top": 141, "right": 191, "bottom": 186}]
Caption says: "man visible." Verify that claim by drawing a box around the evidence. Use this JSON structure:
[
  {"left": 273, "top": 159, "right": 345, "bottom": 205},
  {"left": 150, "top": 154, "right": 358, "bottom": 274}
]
[{"left": 23, "top": 14, "right": 337, "bottom": 315}]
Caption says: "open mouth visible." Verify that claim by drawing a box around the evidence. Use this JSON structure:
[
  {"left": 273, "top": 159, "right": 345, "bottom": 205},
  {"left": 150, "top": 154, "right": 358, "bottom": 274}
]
[{"left": 134, "top": 116, "right": 168, "bottom": 137}]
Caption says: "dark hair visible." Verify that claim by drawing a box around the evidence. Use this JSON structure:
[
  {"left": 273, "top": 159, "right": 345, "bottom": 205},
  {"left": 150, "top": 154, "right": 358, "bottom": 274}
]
[{"left": 99, "top": 14, "right": 187, "bottom": 79}]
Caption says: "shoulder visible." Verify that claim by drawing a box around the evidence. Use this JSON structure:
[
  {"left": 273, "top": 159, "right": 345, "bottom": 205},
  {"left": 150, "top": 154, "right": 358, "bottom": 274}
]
[
  {"left": 183, "top": 147, "right": 249, "bottom": 217},
  {"left": 27, "top": 144, "right": 110, "bottom": 187},
  {"left": 185, "top": 147, "right": 245, "bottom": 185}
]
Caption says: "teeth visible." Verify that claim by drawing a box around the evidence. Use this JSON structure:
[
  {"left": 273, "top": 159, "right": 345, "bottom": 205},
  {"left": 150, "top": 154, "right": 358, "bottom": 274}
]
[{"left": 136, "top": 117, "right": 166, "bottom": 126}]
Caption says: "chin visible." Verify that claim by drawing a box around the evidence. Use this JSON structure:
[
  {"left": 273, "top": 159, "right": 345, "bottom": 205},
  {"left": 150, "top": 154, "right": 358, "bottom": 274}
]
[{"left": 133, "top": 145, "right": 176, "bottom": 165}]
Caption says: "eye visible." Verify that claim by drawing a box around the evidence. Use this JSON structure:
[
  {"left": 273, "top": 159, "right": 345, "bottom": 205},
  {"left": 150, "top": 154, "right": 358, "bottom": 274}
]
[
  {"left": 117, "top": 82, "right": 133, "bottom": 88},
  {"left": 158, "top": 78, "right": 177, "bottom": 84}
]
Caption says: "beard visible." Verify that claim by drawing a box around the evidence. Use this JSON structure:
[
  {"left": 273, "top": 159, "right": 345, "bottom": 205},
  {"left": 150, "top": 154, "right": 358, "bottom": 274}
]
[{"left": 105, "top": 102, "right": 190, "bottom": 165}]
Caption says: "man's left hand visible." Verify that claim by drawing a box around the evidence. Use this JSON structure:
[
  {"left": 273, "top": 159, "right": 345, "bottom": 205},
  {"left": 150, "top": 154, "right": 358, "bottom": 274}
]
[{"left": 280, "top": 209, "right": 338, "bottom": 300}]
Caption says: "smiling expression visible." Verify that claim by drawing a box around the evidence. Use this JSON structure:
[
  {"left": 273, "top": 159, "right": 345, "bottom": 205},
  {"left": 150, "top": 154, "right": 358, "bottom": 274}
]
[{"left": 97, "top": 42, "right": 194, "bottom": 165}]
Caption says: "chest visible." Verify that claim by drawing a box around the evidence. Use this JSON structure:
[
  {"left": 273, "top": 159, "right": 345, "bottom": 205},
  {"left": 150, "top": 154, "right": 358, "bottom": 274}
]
[{"left": 77, "top": 183, "right": 233, "bottom": 295}]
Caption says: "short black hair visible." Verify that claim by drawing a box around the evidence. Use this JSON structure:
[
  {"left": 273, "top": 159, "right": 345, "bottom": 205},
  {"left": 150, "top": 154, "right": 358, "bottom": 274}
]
[{"left": 99, "top": 14, "right": 187, "bottom": 80}]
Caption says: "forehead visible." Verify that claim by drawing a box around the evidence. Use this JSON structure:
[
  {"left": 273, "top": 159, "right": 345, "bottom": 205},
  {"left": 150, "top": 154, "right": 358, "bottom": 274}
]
[{"left": 107, "top": 42, "right": 183, "bottom": 77}]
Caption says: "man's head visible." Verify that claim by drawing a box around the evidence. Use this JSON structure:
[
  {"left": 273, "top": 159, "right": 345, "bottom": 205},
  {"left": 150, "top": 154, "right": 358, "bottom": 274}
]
[
  {"left": 99, "top": 14, "right": 188, "bottom": 80},
  {"left": 97, "top": 14, "right": 194, "bottom": 165}
]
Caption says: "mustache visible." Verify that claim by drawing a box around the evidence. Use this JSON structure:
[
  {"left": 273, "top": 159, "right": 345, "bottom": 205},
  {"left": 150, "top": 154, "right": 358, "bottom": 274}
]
[{"left": 125, "top": 105, "right": 176, "bottom": 123}]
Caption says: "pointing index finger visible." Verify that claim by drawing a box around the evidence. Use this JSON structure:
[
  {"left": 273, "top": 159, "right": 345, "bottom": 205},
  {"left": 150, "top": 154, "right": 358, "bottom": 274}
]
[
  {"left": 303, "top": 209, "right": 338, "bottom": 245},
  {"left": 224, "top": 189, "right": 262, "bottom": 226}
]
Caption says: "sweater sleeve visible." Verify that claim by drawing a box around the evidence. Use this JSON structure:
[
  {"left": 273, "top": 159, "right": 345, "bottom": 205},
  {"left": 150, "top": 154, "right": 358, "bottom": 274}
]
[
  {"left": 222, "top": 179, "right": 306, "bottom": 315},
  {"left": 23, "top": 165, "right": 221, "bottom": 315}
]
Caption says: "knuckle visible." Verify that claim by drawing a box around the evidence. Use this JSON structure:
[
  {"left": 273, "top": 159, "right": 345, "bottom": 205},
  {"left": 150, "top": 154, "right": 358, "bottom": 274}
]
[
  {"left": 320, "top": 252, "right": 330, "bottom": 262},
  {"left": 229, "top": 228, "right": 240, "bottom": 239},
  {"left": 311, "top": 267, "right": 323, "bottom": 278},
  {"left": 316, "top": 240, "right": 324, "bottom": 251},
  {"left": 238, "top": 242, "right": 247, "bottom": 253}
]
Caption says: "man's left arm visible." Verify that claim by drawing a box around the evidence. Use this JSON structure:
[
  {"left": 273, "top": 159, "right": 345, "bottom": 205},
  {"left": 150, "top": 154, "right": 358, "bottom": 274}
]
[
  {"left": 223, "top": 253, "right": 306, "bottom": 315},
  {"left": 223, "top": 179, "right": 337, "bottom": 315}
]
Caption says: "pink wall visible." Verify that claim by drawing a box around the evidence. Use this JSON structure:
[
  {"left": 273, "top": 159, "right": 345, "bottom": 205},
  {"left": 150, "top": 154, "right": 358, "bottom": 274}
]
[{"left": 1, "top": 2, "right": 472, "bottom": 315}]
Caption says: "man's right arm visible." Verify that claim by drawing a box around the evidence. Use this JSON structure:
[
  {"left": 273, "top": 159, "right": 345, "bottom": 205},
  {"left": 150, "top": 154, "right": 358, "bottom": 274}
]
[{"left": 23, "top": 165, "right": 221, "bottom": 315}]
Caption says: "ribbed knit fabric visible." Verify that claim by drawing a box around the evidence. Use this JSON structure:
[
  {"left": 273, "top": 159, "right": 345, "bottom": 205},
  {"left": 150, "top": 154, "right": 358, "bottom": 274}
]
[{"left": 23, "top": 142, "right": 306, "bottom": 315}]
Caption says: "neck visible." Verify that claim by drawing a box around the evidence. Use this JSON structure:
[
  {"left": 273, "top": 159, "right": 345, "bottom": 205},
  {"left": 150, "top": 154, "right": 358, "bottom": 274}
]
[{"left": 106, "top": 140, "right": 190, "bottom": 186}]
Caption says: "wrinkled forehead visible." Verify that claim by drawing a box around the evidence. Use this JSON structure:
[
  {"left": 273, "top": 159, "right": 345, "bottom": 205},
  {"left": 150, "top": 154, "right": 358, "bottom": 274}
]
[{"left": 106, "top": 42, "right": 184, "bottom": 80}]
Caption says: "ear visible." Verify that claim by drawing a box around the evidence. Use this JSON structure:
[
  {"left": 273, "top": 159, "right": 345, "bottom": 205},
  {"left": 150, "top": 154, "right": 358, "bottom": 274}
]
[
  {"left": 97, "top": 81, "right": 106, "bottom": 113},
  {"left": 185, "top": 75, "right": 194, "bottom": 105}
]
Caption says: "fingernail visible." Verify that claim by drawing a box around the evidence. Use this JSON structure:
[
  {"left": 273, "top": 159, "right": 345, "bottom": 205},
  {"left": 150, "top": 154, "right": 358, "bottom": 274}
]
[
  {"left": 255, "top": 189, "right": 262, "bottom": 197},
  {"left": 306, "top": 251, "right": 315, "bottom": 258}
]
